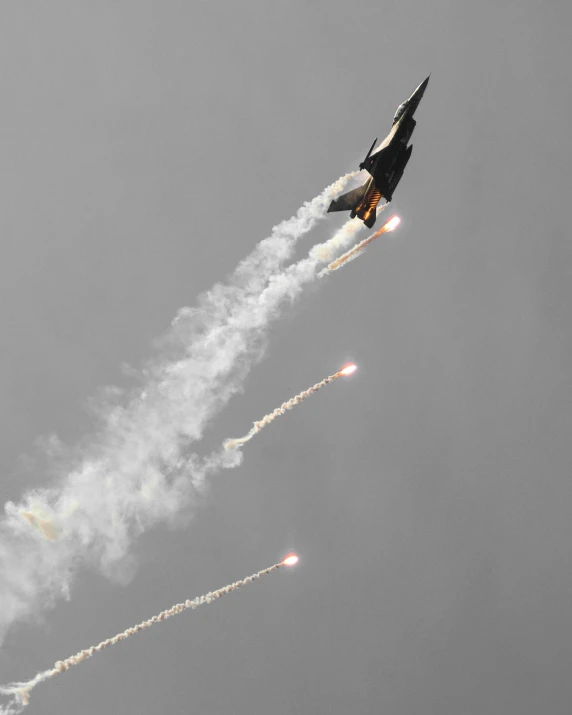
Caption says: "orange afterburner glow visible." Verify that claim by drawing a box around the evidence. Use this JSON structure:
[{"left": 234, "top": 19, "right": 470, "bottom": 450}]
[
  {"left": 384, "top": 215, "right": 401, "bottom": 232},
  {"left": 282, "top": 553, "right": 299, "bottom": 567},
  {"left": 339, "top": 364, "right": 357, "bottom": 376}
]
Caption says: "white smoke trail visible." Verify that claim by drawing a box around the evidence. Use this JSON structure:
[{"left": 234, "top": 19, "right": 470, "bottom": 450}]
[
  {"left": 0, "top": 558, "right": 295, "bottom": 714},
  {"left": 224, "top": 364, "right": 356, "bottom": 449},
  {"left": 0, "top": 173, "right": 356, "bottom": 644}
]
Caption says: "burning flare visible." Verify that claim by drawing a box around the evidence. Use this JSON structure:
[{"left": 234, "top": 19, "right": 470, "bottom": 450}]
[
  {"left": 338, "top": 364, "right": 357, "bottom": 376},
  {"left": 282, "top": 553, "right": 299, "bottom": 567},
  {"left": 0, "top": 557, "right": 296, "bottom": 714},
  {"left": 320, "top": 215, "right": 401, "bottom": 275},
  {"left": 384, "top": 215, "right": 401, "bottom": 232},
  {"left": 223, "top": 364, "right": 357, "bottom": 449}
]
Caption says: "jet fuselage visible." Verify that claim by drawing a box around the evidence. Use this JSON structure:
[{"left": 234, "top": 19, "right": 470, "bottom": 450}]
[{"left": 328, "top": 76, "right": 429, "bottom": 228}]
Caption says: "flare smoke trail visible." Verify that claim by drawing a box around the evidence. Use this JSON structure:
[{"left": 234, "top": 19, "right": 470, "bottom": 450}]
[
  {"left": 0, "top": 172, "right": 357, "bottom": 644},
  {"left": 224, "top": 364, "right": 357, "bottom": 449},
  {"left": 319, "top": 215, "right": 402, "bottom": 277},
  {"left": 0, "top": 556, "right": 298, "bottom": 714}
]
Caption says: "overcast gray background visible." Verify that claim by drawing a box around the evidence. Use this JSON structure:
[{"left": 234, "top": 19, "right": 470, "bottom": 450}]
[{"left": 1, "top": 1, "right": 571, "bottom": 714}]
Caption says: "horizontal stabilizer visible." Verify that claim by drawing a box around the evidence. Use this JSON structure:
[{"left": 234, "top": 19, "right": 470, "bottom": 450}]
[{"left": 328, "top": 182, "right": 369, "bottom": 213}]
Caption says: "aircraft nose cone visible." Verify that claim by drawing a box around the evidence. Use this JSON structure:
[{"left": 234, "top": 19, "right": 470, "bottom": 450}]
[
  {"left": 408, "top": 75, "right": 430, "bottom": 104},
  {"left": 416, "top": 75, "right": 430, "bottom": 95}
]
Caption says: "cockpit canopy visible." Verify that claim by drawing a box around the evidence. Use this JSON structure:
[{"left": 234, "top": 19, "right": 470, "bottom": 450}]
[{"left": 393, "top": 100, "right": 408, "bottom": 124}]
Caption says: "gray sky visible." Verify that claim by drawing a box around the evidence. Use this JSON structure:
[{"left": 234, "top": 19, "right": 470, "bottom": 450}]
[{"left": 1, "top": 1, "right": 572, "bottom": 714}]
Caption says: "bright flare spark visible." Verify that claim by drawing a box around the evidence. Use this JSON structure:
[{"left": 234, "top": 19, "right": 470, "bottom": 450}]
[
  {"left": 282, "top": 553, "right": 299, "bottom": 567},
  {"left": 319, "top": 215, "right": 402, "bottom": 276},
  {"left": 384, "top": 215, "right": 401, "bottom": 232},
  {"left": 0, "top": 558, "right": 294, "bottom": 714},
  {"left": 223, "top": 365, "right": 356, "bottom": 449},
  {"left": 338, "top": 364, "right": 357, "bottom": 376}
]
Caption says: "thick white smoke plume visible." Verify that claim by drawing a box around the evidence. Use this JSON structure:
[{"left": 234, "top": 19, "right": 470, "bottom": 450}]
[
  {"left": 0, "top": 172, "right": 358, "bottom": 648},
  {"left": 0, "top": 559, "right": 292, "bottom": 714}
]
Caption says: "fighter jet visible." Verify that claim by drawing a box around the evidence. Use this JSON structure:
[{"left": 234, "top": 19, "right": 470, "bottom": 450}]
[{"left": 328, "top": 76, "right": 429, "bottom": 228}]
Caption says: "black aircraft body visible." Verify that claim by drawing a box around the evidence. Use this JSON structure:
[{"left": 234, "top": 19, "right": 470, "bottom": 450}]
[{"left": 328, "top": 76, "right": 429, "bottom": 228}]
